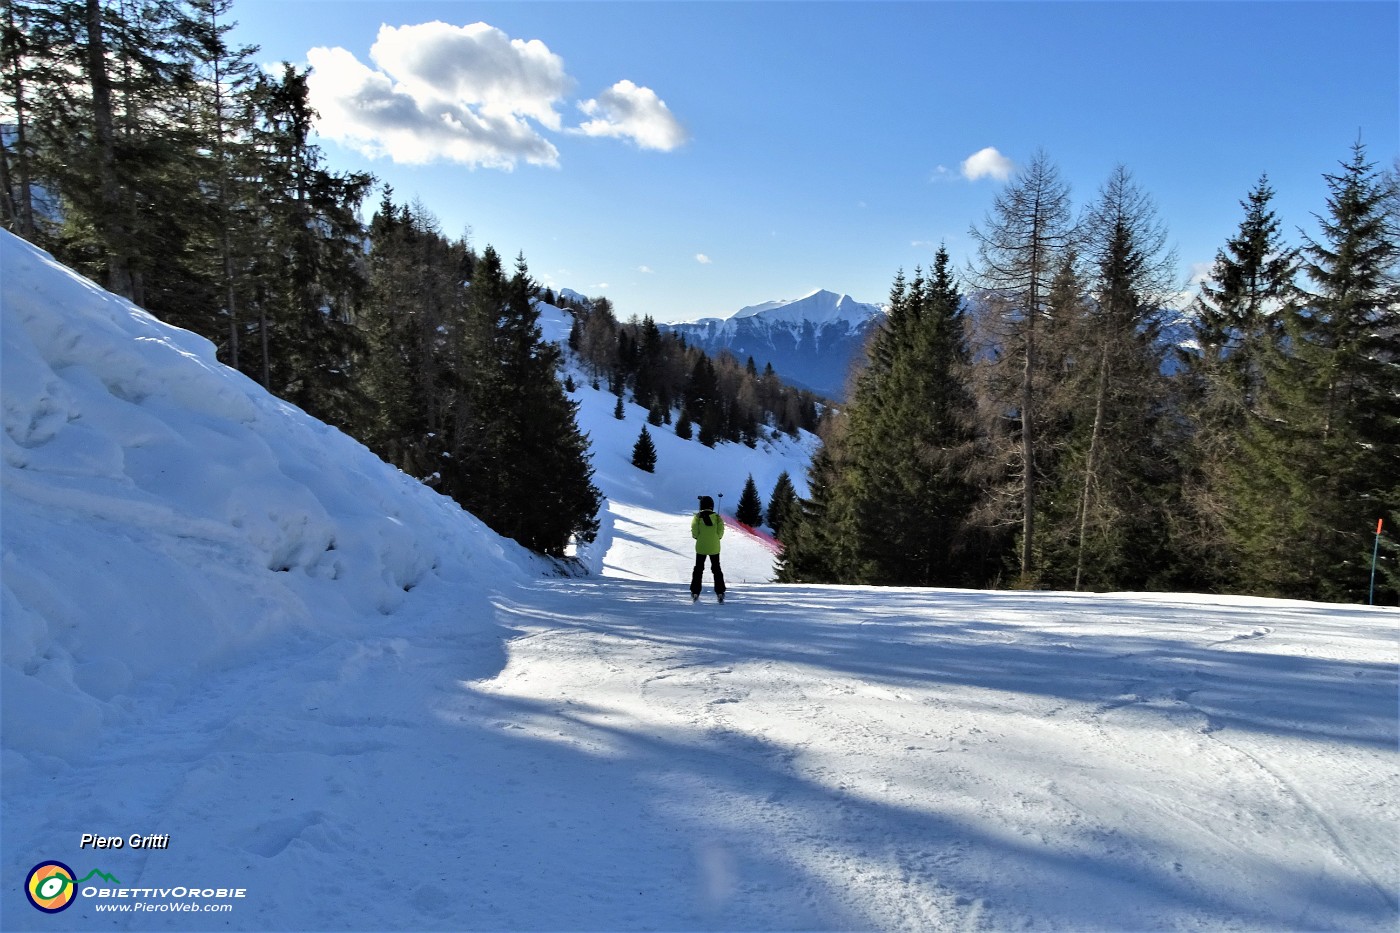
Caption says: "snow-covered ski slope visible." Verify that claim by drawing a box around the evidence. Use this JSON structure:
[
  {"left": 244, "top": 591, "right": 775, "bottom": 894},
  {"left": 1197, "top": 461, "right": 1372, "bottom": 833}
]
[{"left": 2, "top": 229, "right": 1397, "bottom": 932}]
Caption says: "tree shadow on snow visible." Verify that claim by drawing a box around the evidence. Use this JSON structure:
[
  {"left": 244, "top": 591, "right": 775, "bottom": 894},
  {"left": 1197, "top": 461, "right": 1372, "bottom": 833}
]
[{"left": 430, "top": 579, "right": 1398, "bottom": 931}]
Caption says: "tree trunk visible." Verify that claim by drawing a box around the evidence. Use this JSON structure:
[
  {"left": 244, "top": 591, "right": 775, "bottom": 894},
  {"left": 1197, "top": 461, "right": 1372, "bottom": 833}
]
[
  {"left": 1075, "top": 340, "right": 1111, "bottom": 591},
  {"left": 83, "top": 0, "right": 133, "bottom": 299},
  {"left": 0, "top": 0, "right": 36, "bottom": 238}
]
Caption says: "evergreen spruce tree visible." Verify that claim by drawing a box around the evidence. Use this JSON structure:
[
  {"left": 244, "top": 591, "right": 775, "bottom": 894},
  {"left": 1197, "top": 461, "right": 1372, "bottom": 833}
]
[
  {"left": 631, "top": 426, "right": 657, "bottom": 473},
  {"left": 1189, "top": 175, "right": 1298, "bottom": 409},
  {"left": 21, "top": 0, "right": 217, "bottom": 313},
  {"left": 184, "top": 0, "right": 263, "bottom": 369},
  {"left": 631, "top": 315, "right": 663, "bottom": 412},
  {"left": 766, "top": 472, "right": 799, "bottom": 538},
  {"left": 466, "top": 252, "right": 600, "bottom": 556},
  {"left": 736, "top": 475, "right": 763, "bottom": 526},
  {"left": 820, "top": 249, "right": 984, "bottom": 586},
  {"left": 1180, "top": 176, "right": 1298, "bottom": 590},
  {"left": 1230, "top": 143, "right": 1399, "bottom": 601},
  {"left": 776, "top": 444, "right": 861, "bottom": 583},
  {"left": 685, "top": 355, "right": 721, "bottom": 447},
  {"left": 675, "top": 409, "right": 693, "bottom": 440},
  {"left": 243, "top": 65, "right": 372, "bottom": 430},
  {"left": 0, "top": 0, "right": 44, "bottom": 240},
  {"left": 359, "top": 194, "right": 471, "bottom": 486},
  {"left": 613, "top": 396, "right": 625, "bottom": 420}
]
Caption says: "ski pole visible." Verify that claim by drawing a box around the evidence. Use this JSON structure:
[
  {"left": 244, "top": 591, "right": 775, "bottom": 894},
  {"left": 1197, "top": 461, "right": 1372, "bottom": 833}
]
[{"left": 1370, "top": 518, "right": 1383, "bottom": 606}]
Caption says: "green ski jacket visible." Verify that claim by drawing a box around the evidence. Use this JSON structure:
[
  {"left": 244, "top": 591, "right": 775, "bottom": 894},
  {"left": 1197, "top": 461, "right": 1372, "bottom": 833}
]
[{"left": 691, "top": 510, "right": 724, "bottom": 555}]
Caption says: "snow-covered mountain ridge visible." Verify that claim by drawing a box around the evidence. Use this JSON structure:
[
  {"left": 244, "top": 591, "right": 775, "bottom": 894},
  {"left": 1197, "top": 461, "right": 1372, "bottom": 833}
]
[
  {"left": 2, "top": 231, "right": 1396, "bottom": 932},
  {"left": 661, "top": 289, "right": 885, "bottom": 399},
  {"left": 695, "top": 288, "right": 883, "bottom": 331}
]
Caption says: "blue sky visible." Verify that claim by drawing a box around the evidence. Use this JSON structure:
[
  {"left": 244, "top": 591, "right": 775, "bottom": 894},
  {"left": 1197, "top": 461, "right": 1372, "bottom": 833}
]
[{"left": 229, "top": 1, "right": 1398, "bottom": 323}]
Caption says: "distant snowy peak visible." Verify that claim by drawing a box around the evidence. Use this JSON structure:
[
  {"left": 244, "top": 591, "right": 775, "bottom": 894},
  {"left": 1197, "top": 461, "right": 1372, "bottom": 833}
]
[
  {"left": 555, "top": 287, "right": 592, "bottom": 308},
  {"left": 660, "top": 289, "right": 886, "bottom": 400},
  {"left": 691, "top": 289, "right": 885, "bottom": 333},
  {"left": 733, "top": 289, "right": 883, "bottom": 328}
]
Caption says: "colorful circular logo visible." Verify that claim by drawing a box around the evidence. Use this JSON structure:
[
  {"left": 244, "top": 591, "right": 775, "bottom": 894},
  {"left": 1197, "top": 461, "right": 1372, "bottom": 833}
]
[{"left": 26, "top": 861, "right": 77, "bottom": 913}]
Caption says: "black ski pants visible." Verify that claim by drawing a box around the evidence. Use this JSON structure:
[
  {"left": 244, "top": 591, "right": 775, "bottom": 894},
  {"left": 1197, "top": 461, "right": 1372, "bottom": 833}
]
[{"left": 691, "top": 553, "right": 725, "bottom": 597}]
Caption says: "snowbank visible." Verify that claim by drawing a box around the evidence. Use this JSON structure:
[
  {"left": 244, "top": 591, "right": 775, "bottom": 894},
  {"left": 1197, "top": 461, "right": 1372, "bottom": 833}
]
[{"left": 1, "top": 230, "right": 534, "bottom": 765}]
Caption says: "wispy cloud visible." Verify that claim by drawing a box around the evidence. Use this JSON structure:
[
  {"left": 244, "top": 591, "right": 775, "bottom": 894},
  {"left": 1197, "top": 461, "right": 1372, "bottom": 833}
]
[
  {"left": 305, "top": 21, "right": 684, "bottom": 170},
  {"left": 695, "top": 253, "right": 712, "bottom": 265},
  {"left": 961, "top": 147, "right": 1015, "bottom": 182}
]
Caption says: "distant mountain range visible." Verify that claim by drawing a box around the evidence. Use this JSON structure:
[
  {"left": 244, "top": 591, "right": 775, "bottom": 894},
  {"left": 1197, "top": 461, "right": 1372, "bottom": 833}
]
[{"left": 661, "top": 289, "right": 885, "bottom": 400}]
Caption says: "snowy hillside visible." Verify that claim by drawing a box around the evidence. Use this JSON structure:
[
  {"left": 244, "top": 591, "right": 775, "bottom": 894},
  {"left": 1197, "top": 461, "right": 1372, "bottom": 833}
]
[
  {"left": 661, "top": 289, "right": 885, "bottom": 400},
  {"left": 3, "top": 231, "right": 1398, "bottom": 932},
  {"left": 0, "top": 230, "right": 542, "bottom": 761},
  {"left": 534, "top": 294, "right": 819, "bottom": 583}
]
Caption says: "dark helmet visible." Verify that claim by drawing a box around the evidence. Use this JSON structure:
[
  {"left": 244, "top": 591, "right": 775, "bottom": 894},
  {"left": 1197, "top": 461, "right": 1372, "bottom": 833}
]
[{"left": 698, "top": 495, "right": 715, "bottom": 511}]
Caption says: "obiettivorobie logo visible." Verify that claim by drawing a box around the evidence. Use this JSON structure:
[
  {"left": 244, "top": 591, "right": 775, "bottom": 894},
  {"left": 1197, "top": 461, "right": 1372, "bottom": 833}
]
[
  {"left": 24, "top": 861, "right": 121, "bottom": 913},
  {"left": 24, "top": 860, "right": 248, "bottom": 916}
]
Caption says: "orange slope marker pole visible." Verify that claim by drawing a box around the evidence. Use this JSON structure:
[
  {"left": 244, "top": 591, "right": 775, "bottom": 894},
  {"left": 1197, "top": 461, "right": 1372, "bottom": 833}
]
[{"left": 1371, "top": 518, "right": 1384, "bottom": 606}]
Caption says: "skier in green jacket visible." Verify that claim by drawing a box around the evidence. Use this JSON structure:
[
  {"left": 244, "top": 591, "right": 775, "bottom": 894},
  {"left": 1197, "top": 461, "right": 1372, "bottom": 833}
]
[{"left": 690, "top": 495, "right": 726, "bottom": 602}]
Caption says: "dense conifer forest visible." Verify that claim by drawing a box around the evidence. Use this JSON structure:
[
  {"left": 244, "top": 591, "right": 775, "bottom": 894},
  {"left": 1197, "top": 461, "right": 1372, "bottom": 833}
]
[{"left": 779, "top": 155, "right": 1399, "bottom": 604}]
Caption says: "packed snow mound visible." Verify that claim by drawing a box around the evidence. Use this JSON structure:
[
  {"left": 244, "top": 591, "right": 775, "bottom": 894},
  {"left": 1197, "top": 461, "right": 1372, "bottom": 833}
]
[{"left": 0, "top": 230, "right": 535, "bottom": 763}]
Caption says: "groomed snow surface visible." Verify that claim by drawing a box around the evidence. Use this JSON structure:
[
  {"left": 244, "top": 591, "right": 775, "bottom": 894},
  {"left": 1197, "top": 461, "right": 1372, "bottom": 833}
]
[{"left": 2, "top": 229, "right": 1397, "bottom": 932}]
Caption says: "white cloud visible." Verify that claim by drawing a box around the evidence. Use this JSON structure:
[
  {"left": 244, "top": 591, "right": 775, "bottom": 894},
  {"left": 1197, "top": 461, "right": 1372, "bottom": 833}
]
[
  {"left": 695, "top": 253, "right": 712, "bottom": 265},
  {"left": 638, "top": 265, "right": 655, "bottom": 274},
  {"left": 307, "top": 43, "right": 560, "bottom": 170},
  {"left": 961, "top": 147, "right": 1015, "bottom": 182},
  {"left": 305, "top": 22, "right": 684, "bottom": 170},
  {"left": 372, "top": 22, "right": 570, "bottom": 129},
  {"left": 576, "top": 80, "right": 688, "bottom": 151}
]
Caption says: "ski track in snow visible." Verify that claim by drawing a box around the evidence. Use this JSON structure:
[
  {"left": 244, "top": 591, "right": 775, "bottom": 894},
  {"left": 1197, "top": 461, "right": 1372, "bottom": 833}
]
[
  {"left": 2, "top": 231, "right": 1398, "bottom": 932},
  {"left": 9, "top": 573, "right": 1395, "bottom": 932}
]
